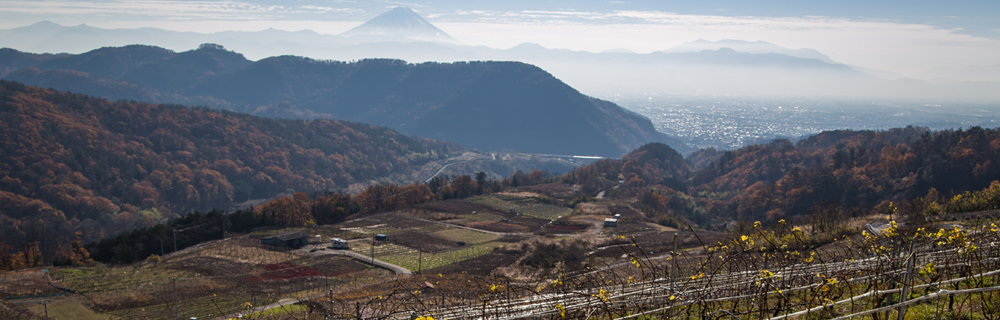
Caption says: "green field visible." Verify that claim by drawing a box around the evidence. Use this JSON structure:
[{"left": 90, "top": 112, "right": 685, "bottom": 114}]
[
  {"left": 432, "top": 229, "right": 500, "bottom": 244},
  {"left": 107, "top": 291, "right": 271, "bottom": 320},
  {"left": 351, "top": 241, "right": 505, "bottom": 272},
  {"left": 54, "top": 265, "right": 193, "bottom": 293},
  {"left": 21, "top": 297, "right": 113, "bottom": 320}
]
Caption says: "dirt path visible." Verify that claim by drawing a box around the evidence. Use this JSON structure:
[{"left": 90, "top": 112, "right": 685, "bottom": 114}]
[{"left": 567, "top": 216, "right": 605, "bottom": 235}]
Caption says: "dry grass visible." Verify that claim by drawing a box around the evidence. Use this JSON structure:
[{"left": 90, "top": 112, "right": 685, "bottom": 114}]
[
  {"left": 20, "top": 296, "right": 112, "bottom": 320},
  {"left": 497, "top": 191, "right": 542, "bottom": 199},
  {"left": 575, "top": 202, "right": 611, "bottom": 215},
  {"left": 195, "top": 245, "right": 299, "bottom": 265}
]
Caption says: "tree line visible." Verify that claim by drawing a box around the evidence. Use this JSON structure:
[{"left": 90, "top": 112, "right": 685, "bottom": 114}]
[{"left": 66, "top": 169, "right": 551, "bottom": 264}]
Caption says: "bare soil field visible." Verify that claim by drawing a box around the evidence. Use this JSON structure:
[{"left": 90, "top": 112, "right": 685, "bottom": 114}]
[
  {"left": 166, "top": 256, "right": 260, "bottom": 277},
  {"left": 0, "top": 269, "right": 62, "bottom": 298},
  {"left": 414, "top": 199, "right": 499, "bottom": 216},
  {"left": 510, "top": 215, "right": 549, "bottom": 230},
  {"left": 607, "top": 203, "right": 644, "bottom": 219},
  {"left": 607, "top": 219, "right": 666, "bottom": 234}
]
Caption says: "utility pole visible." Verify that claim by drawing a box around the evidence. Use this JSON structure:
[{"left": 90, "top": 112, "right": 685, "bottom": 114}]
[
  {"left": 173, "top": 230, "right": 178, "bottom": 253},
  {"left": 418, "top": 249, "right": 422, "bottom": 274},
  {"left": 42, "top": 300, "right": 48, "bottom": 320}
]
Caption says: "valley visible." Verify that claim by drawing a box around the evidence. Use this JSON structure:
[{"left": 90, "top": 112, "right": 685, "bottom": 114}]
[{"left": 1, "top": 3, "right": 999, "bottom": 319}]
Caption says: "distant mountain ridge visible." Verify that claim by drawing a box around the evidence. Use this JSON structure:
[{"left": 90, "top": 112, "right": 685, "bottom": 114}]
[
  {"left": 341, "top": 7, "right": 460, "bottom": 44},
  {"left": 663, "top": 39, "right": 837, "bottom": 64},
  {"left": 3, "top": 13, "right": 994, "bottom": 101},
  {"left": 0, "top": 45, "right": 684, "bottom": 157}
]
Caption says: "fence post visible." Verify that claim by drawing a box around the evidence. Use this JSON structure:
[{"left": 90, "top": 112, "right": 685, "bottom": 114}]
[
  {"left": 897, "top": 241, "right": 916, "bottom": 320},
  {"left": 671, "top": 232, "right": 678, "bottom": 293}
]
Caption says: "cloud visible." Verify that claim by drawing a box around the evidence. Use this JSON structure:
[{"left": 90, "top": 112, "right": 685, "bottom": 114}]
[
  {"left": 374, "top": 1, "right": 428, "bottom": 8},
  {"left": 299, "top": 5, "right": 353, "bottom": 13},
  {"left": 0, "top": 0, "right": 356, "bottom": 20},
  {"left": 433, "top": 10, "right": 1000, "bottom": 77},
  {"left": 1, "top": 2, "right": 996, "bottom": 78}
]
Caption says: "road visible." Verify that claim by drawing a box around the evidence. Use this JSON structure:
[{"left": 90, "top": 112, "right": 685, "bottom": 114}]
[
  {"left": 297, "top": 247, "right": 412, "bottom": 276},
  {"left": 423, "top": 162, "right": 455, "bottom": 183}
]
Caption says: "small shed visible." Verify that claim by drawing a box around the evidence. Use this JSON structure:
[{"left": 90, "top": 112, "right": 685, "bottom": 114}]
[
  {"left": 261, "top": 232, "right": 308, "bottom": 248},
  {"left": 604, "top": 218, "right": 618, "bottom": 227}
]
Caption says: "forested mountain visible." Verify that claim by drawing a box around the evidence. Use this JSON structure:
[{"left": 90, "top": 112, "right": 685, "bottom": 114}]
[
  {"left": 566, "top": 126, "right": 1000, "bottom": 228},
  {"left": 0, "top": 45, "right": 684, "bottom": 157},
  {"left": 0, "top": 81, "right": 445, "bottom": 257}
]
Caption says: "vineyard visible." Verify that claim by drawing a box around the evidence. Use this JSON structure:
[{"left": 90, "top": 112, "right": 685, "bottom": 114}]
[
  {"left": 303, "top": 218, "right": 1000, "bottom": 320},
  {"left": 12, "top": 186, "right": 999, "bottom": 319}
]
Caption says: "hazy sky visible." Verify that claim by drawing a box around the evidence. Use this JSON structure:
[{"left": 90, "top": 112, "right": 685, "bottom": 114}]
[{"left": 2, "top": 0, "right": 999, "bottom": 78}]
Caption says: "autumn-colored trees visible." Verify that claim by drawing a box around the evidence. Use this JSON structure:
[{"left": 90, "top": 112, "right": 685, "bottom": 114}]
[
  {"left": 563, "top": 127, "right": 1000, "bottom": 229},
  {"left": 0, "top": 81, "right": 451, "bottom": 265}
]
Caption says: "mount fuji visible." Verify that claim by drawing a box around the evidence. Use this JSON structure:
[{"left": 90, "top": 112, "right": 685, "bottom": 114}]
[{"left": 340, "top": 7, "right": 460, "bottom": 44}]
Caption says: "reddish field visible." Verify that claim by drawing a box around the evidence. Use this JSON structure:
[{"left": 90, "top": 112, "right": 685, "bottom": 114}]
[{"left": 508, "top": 215, "right": 549, "bottom": 230}]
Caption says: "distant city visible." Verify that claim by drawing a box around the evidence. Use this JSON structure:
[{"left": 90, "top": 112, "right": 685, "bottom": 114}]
[{"left": 612, "top": 95, "right": 1000, "bottom": 150}]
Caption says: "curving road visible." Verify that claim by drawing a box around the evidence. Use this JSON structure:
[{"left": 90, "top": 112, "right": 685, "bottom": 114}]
[{"left": 298, "top": 247, "right": 412, "bottom": 275}]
